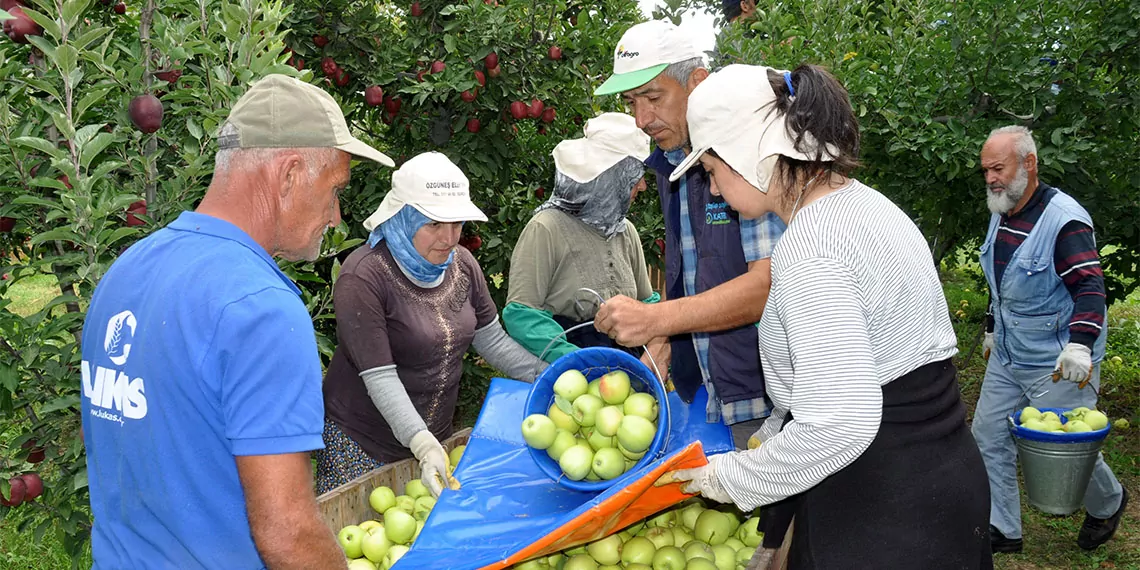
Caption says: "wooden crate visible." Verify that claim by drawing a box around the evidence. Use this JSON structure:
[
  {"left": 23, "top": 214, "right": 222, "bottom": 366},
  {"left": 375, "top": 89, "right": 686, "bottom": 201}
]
[{"left": 316, "top": 428, "right": 472, "bottom": 534}]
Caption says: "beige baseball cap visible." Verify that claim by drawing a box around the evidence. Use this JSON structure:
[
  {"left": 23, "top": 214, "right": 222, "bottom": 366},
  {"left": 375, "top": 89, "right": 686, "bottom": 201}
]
[
  {"left": 594, "top": 20, "right": 704, "bottom": 96},
  {"left": 552, "top": 112, "right": 651, "bottom": 183},
  {"left": 218, "top": 74, "right": 394, "bottom": 167},
  {"left": 363, "top": 152, "right": 488, "bottom": 230}
]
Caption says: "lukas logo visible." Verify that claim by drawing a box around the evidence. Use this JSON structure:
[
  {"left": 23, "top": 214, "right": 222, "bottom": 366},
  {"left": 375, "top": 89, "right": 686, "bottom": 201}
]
[
  {"left": 82, "top": 310, "right": 148, "bottom": 425},
  {"left": 616, "top": 45, "right": 640, "bottom": 59}
]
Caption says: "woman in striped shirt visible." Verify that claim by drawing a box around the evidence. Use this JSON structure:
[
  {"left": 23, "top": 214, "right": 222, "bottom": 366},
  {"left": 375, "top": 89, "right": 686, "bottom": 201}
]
[{"left": 667, "top": 64, "right": 992, "bottom": 568}]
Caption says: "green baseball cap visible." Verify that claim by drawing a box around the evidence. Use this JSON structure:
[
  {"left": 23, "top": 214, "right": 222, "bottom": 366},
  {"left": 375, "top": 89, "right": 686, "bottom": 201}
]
[
  {"left": 219, "top": 74, "right": 394, "bottom": 167},
  {"left": 595, "top": 20, "right": 704, "bottom": 96}
]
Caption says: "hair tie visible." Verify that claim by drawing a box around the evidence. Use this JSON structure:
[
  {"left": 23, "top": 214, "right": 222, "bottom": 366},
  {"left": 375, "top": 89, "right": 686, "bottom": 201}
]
[{"left": 784, "top": 71, "right": 796, "bottom": 99}]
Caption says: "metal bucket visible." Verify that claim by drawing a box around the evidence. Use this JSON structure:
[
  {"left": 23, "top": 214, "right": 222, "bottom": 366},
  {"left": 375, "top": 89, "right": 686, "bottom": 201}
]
[{"left": 1010, "top": 407, "right": 1111, "bottom": 515}]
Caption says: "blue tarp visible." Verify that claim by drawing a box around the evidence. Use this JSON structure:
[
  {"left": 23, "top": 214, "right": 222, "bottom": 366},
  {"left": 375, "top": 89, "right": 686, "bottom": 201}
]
[{"left": 394, "top": 377, "right": 734, "bottom": 569}]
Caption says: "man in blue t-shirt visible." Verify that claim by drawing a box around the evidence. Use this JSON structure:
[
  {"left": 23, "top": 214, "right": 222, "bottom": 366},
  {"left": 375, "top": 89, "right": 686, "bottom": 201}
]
[{"left": 80, "top": 75, "right": 394, "bottom": 569}]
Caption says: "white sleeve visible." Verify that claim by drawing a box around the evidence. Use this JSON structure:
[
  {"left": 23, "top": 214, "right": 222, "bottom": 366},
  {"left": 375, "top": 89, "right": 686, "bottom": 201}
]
[{"left": 715, "top": 258, "right": 882, "bottom": 510}]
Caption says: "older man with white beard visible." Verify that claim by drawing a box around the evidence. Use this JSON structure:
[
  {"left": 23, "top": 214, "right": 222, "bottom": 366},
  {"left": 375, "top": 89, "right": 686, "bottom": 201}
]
[{"left": 972, "top": 126, "right": 1126, "bottom": 554}]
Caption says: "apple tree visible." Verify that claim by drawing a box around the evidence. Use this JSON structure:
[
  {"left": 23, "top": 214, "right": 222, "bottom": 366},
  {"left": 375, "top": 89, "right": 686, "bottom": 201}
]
[{"left": 713, "top": 0, "right": 1139, "bottom": 301}]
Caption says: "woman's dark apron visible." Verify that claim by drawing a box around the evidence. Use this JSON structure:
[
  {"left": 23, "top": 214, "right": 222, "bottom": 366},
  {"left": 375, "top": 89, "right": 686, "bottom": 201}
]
[{"left": 763, "top": 359, "right": 993, "bottom": 569}]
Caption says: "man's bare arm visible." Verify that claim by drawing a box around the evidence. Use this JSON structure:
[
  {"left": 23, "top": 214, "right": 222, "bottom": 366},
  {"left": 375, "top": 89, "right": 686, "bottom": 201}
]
[{"left": 237, "top": 452, "right": 348, "bottom": 570}]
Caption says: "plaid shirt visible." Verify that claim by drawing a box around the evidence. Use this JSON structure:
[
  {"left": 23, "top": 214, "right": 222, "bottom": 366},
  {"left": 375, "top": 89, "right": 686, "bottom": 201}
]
[{"left": 666, "top": 150, "right": 784, "bottom": 424}]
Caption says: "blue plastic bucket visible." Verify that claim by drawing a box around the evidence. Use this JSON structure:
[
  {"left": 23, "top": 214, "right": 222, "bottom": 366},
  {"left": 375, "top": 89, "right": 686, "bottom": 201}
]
[
  {"left": 1009, "top": 407, "right": 1111, "bottom": 514},
  {"left": 524, "top": 347, "right": 671, "bottom": 492}
]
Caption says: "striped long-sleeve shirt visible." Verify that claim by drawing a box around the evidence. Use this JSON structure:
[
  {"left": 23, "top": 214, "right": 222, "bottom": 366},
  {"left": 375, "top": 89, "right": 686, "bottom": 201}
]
[
  {"left": 714, "top": 181, "right": 959, "bottom": 510},
  {"left": 983, "top": 184, "right": 1106, "bottom": 348}
]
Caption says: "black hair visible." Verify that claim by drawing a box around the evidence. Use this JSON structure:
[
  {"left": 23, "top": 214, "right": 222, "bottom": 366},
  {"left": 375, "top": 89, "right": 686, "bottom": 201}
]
[
  {"left": 766, "top": 65, "right": 861, "bottom": 204},
  {"left": 722, "top": 0, "right": 743, "bottom": 21}
]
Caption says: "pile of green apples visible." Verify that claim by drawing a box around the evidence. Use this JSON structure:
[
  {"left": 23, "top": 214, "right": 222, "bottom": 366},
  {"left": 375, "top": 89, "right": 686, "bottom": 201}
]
[
  {"left": 336, "top": 446, "right": 466, "bottom": 569},
  {"left": 1018, "top": 406, "right": 1110, "bottom": 433},
  {"left": 508, "top": 497, "right": 765, "bottom": 570},
  {"left": 522, "top": 368, "right": 660, "bottom": 481}
]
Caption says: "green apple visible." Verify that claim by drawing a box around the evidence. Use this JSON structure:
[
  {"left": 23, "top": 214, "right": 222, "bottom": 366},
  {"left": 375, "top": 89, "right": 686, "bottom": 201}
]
[
  {"left": 590, "top": 447, "right": 625, "bottom": 480},
  {"left": 711, "top": 544, "right": 736, "bottom": 570},
  {"left": 413, "top": 519, "right": 424, "bottom": 543},
  {"left": 395, "top": 495, "right": 415, "bottom": 514},
  {"left": 598, "top": 565, "right": 621, "bottom": 570},
  {"left": 735, "top": 517, "right": 763, "bottom": 547},
  {"left": 564, "top": 554, "right": 598, "bottom": 570},
  {"left": 624, "top": 392, "right": 659, "bottom": 422},
  {"left": 1041, "top": 411, "right": 1060, "bottom": 424},
  {"left": 587, "top": 428, "right": 617, "bottom": 451},
  {"left": 685, "top": 558, "right": 718, "bottom": 570},
  {"left": 449, "top": 444, "right": 466, "bottom": 467},
  {"left": 559, "top": 444, "right": 594, "bottom": 481},
  {"left": 619, "top": 529, "right": 635, "bottom": 542},
  {"left": 626, "top": 565, "right": 652, "bottom": 570},
  {"left": 1084, "top": 410, "right": 1109, "bottom": 430},
  {"left": 723, "top": 537, "right": 745, "bottom": 551},
  {"left": 598, "top": 370, "right": 632, "bottom": 405},
  {"left": 572, "top": 394, "right": 605, "bottom": 427},
  {"left": 695, "top": 510, "right": 733, "bottom": 545},
  {"left": 625, "top": 519, "right": 647, "bottom": 536},
  {"left": 736, "top": 546, "right": 757, "bottom": 567},
  {"left": 383, "top": 507, "right": 417, "bottom": 545},
  {"left": 621, "top": 536, "right": 657, "bottom": 565},
  {"left": 522, "top": 414, "right": 559, "bottom": 449},
  {"left": 1043, "top": 419, "right": 1064, "bottom": 431},
  {"left": 595, "top": 405, "right": 624, "bottom": 437},
  {"left": 617, "top": 415, "right": 656, "bottom": 454},
  {"left": 651, "top": 545, "right": 686, "bottom": 570},
  {"left": 683, "top": 540, "right": 715, "bottom": 561},
  {"left": 361, "top": 528, "right": 392, "bottom": 562},
  {"left": 555, "top": 369, "right": 590, "bottom": 402},
  {"left": 588, "top": 378, "right": 602, "bottom": 399},
  {"left": 413, "top": 495, "right": 436, "bottom": 521},
  {"left": 359, "top": 520, "right": 383, "bottom": 535},
  {"left": 348, "top": 559, "right": 377, "bottom": 570},
  {"left": 566, "top": 545, "right": 588, "bottom": 556},
  {"left": 404, "top": 479, "right": 430, "bottom": 499},
  {"left": 645, "top": 527, "right": 675, "bottom": 549},
  {"left": 1065, "top": 419, "right": 1093, "bottom": 433},
  {"left": 549, "top": 403, "right": 581, "bottom": 433},
  {"left": 679, "top": 502, "right": 705, "bottom": 531},
  {"left": 1019, "top": 406, "right": 1043, "bottom": 423},
  {"left": 369, "top": 486, "right": 397, "bottom": 515},
  {"left": 547, "top": 429, "right": 578, "bottom": 461},
  {"left": 647, "top": 509, "right": 677, "bottom": 528},
  {"left": 546, "top": 552, "right": 565, "bottom": 567},
  {"left": 382, "top": 544, "right": 409, "bottom": 569},
  {"left": 1021, "top": 418, "right": 1050, "bottom": 431},
  {"left": 671, "top": 528, "right": 694, "bottom": 547},
  {"left": 586, "top": 534, "right": 623, "bottom": 565},
  {"left": 513, "top": 560, "right": 546, "bottom": 570},
  {"left": 337, "top": 525, "right": 366, "bottom": 558}
]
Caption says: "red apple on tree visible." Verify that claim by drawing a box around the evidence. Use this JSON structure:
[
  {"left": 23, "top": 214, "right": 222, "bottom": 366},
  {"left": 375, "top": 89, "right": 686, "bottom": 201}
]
[
  {"left": 430, "top": 60, "right": 446, "bottom": 74},
  {"left": 486, "top": 65, "right": 501, "bottom": 78},
  {"left": 321, "top": 57, "right": 339, "bottom": 77},
  {"left": 1, "top": 476, "right": 26, "bottom": 507},
  {"left": 528, "top": 98, "right": 544, "bottom": 119},
  {"left": 19, "top": 473, "right": 42, "bottom": 501},
  {"left": 21, "top": 439, "right": 45, "bottom": 464},
  {"left": 126, "top": 199, "right": 147, "bottom": 227},
  {"left": 474, "top": 70, "right": 486, "bottom": 87},
  {"left": 365, "top": 85, "right": 384, "bottom": 107},
  {"left": 536, "top": 187, "right": 545, "bottom": 199},
  {"left": 541, "top": 107, "right": 556, "bottom": 123},
  {"left": 113, "top": 2, "right": 125, "bottom": 14},
  {"left": 335, "top": 69, "right": 351, "bottom": 87},
  {"left": 509, "top": 101, "right": 528, "bottom": 120},
  {"left": 128, "top": 94, "right": 163, "bottom": 134},
  {"left": 410, "top": 1, "right": 422, "bottom": 17},
  {"left": 3, "top": 6, "right": 43, "bottom": 44},
  {"left": 484, "top": 52, "right": 498, "bottom": 69},
  {"left": 537, "top": 125, "right": 547, "bottom": 135},
  {"left": 466, "top": 118, "right": 481, "bottom": 133},
  {"left": 313, "top": 34, "right": 329, "bottom": 47},
  {"left": 548, "top": 46, "right": 562, "bottom": 60},
  {"left": 461, "top": 90, "right": 477, "bottom": 103},
  {"left": 655, "top": 238, "right": 665, "bottom": 251},
  {"left": 415, "top": 69, "right": 427, "bottom": 82},
  {"left": 384, "top": 96, "right": 402, "bottom": 115},
  {"left": 0, "top": 216, "right": 15, "bottom": 233}
]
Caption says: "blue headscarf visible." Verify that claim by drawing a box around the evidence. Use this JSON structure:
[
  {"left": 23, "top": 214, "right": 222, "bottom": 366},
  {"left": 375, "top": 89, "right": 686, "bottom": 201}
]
[{"left": 368, "top": 205, "right": 456, "bottom": 283}]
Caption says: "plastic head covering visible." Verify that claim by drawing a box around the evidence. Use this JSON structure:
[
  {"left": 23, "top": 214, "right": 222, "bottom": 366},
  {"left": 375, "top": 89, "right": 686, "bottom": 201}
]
[
  {"left": 539, "top": 113, "right": 651, "bottom": 239},
  {"left": 363, "top": 152, "right": 487, "bottom": 283},
  {"left": 668, "top": 64, "right": 839, "bottom": 192}
]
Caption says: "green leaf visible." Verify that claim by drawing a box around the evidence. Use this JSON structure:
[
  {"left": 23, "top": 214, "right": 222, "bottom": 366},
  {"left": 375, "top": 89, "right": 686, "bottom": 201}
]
[
  {"left": 72, "top": 467, "right": 87, "bottom": 491},
  {"left": 40, "top": 394, "right": 80, "bottom": 415},
  {"left": 76, "top": 86, "right": 114, "bottom": 120},
  {"left": 0, "top": 9, "right": 13, "bottom": 21},
  {"left": 20, "top": 7, "right": 60, "bottom": 42},
  {"left": 56, "top": 44, "right": 79, "bottom": 76},
  {"left": 0, "top": 363, "right": 17, "bottom": 392},
  {"left": 101, "top": 226, "right": 139, "bottom": 246},
  {"left": 80, "top": 132, "right": 115, "bottom": 169},
  {"left": 12, "top": 136, "right": 66, "bottom": 159},
  {"left": 29, "top": 228, "right": 84, "bottom": 247},
  {"left": 187, "top": 117, "right": 203, "bottom": 141},
  {"left": 444, "top": 34, "right": 457, "bottom": 54}
]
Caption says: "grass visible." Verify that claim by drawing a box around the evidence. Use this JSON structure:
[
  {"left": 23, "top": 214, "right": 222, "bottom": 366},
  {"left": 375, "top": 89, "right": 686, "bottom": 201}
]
[{"left": 3, "top": 267, "right": 1137, "bottom": 569}]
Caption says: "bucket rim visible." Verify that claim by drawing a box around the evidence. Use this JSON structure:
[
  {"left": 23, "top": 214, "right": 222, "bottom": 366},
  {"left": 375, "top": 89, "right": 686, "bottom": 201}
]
[{"left": 1009, "top": 407, "right": 1111, "bottom": 443}]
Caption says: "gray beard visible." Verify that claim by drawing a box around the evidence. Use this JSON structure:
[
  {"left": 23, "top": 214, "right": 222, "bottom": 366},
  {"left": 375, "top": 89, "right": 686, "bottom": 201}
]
[{"left": 986, "top": 166, "right": 1029, "bottom": 214}]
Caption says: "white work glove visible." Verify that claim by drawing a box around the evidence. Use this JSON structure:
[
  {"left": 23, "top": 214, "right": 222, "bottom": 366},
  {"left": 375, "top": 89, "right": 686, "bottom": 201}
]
[
  {"left": 668, "top": 454, "right": 734, "bottom": 504},
  {"left": 1054, "top": 343, "right": 1093, "bottom": 384},
  {"left": 983, "top": 332, "right": 994, "bottom": 361},
  {"left": 409, "top": 430, "right": 450, "bottom": 498}
]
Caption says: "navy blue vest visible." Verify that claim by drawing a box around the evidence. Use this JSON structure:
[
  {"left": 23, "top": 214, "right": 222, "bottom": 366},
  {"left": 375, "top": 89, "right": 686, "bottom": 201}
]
[{"left": 646, "top": 149, "right": 765, "bottom": 404}]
